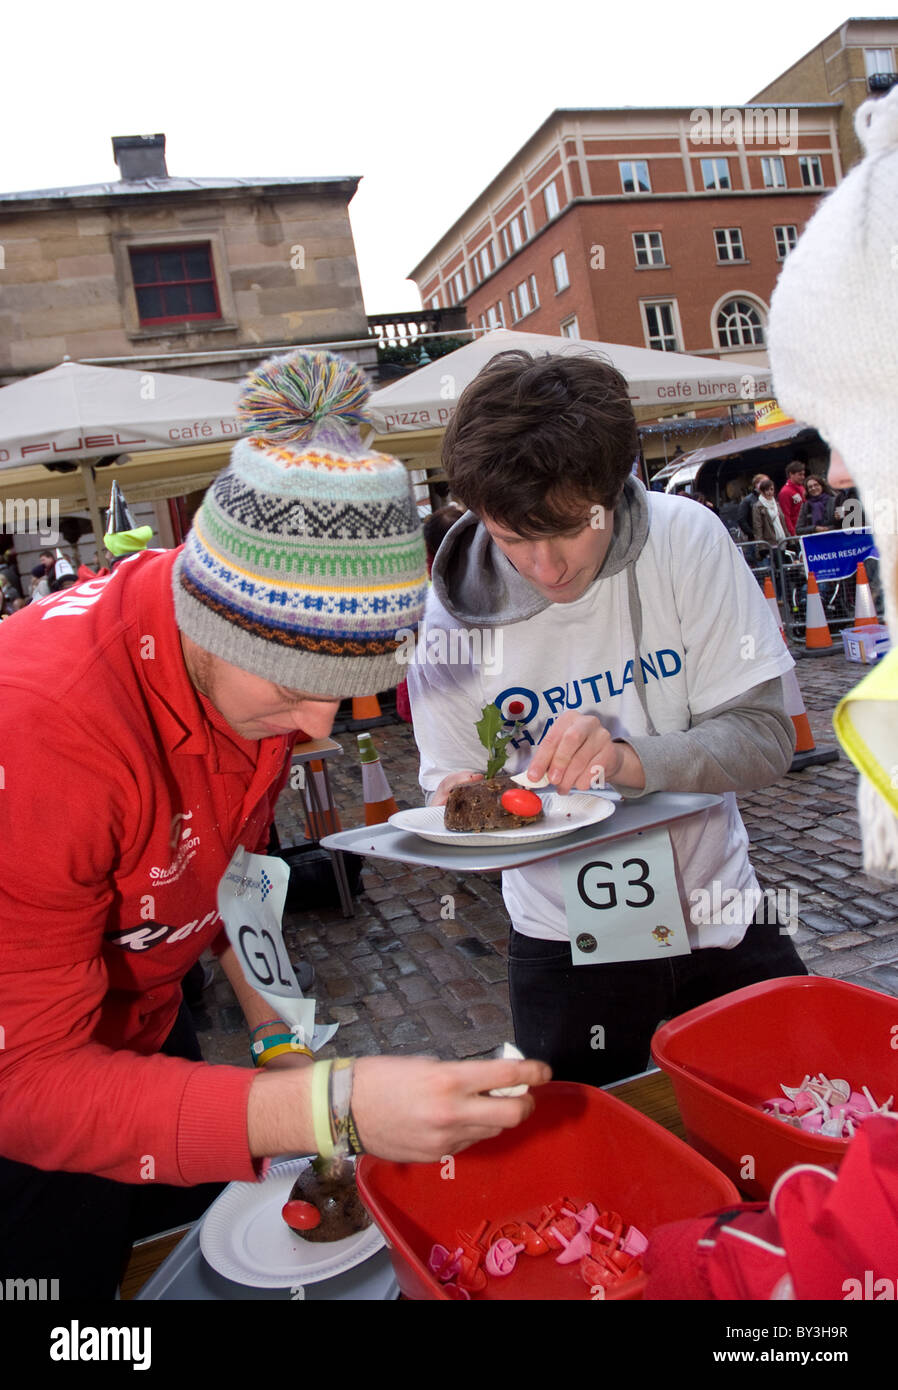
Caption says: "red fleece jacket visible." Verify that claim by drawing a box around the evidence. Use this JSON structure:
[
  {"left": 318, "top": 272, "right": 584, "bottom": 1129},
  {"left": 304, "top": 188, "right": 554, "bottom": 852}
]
[{"left": 0, "top": 548, "right": 296, "bottom": 1186}]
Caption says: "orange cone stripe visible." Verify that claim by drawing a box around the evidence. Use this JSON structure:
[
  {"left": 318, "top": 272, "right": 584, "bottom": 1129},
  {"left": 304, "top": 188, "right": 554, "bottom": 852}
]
[
  {"left": 353, "top": 695, "right": 383, "bottom": 721},
  {"left": 783, "top": 666, "right": 816, "bottom": 753}
]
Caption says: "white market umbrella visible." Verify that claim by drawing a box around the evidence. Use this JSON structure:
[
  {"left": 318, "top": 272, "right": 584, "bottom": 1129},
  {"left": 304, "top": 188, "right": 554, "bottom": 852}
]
[
  {"left": 0, "top": 360, "right": 241, "bottom": 551},
  {"left": 367, "top": 328, "right": 774, "bottom": 439}
]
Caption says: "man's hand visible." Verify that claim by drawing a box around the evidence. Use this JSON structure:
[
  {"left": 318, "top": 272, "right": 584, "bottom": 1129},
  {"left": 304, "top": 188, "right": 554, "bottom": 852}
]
[
  {"left": 247, "top": 1055, "right": 552, "bottom": 1161},
  {"left": 431, "top": 770, "right": 484, "bottom": 806},
  {"left": 522, "top": 712, "right": 645, "bottom": 793},
  {"left": 350, "top": 1056, "right": 552, "bottom": 1161}
]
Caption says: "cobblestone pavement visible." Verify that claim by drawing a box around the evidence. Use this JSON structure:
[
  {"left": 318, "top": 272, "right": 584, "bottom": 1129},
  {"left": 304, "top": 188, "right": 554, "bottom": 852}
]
[{"left": 195, "top": 649, "right": 898, "bottom": 1067}]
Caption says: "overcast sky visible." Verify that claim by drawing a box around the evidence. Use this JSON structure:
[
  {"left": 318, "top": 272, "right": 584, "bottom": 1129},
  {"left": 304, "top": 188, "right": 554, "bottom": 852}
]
[{"left": 1, "top": 1, "right": 879, "bottom": 312}]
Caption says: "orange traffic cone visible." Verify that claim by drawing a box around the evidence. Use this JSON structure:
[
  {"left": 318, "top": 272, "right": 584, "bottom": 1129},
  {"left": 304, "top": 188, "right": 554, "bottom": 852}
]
[
  {"left": 853, "top": 562, "right": 878, "bottom": 629},
  {"left": 352, "top": 694, "right": 382, "bottom": 722},
  {"left": 303, "top": 759, "right": 343, "bottom": 840},
  {"left": 804, "top": 571, "right": 833, "bottom": 651},
  {"left": 782, "top": 663, "right": 839, "bottom": 770},
  {"left": 763, "top": 576, "right": 786, "bottom": 644},
  {"left": 358, "top": 732, "right": 399, "bottom": 824}
]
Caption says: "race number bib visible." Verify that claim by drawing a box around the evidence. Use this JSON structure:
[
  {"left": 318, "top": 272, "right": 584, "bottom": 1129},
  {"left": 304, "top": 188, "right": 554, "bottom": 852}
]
[
  {"left": 217, "top": 846, "right": 337, "bottom": 1050},
  {"left": 560, "top": 827, "right": 690, "bottom": 964}
]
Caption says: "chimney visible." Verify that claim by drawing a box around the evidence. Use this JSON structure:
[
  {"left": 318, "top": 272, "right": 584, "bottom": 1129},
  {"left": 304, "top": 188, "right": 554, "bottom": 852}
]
[{"left": 112, "top": 134, "right": 168, "bottom": 181}]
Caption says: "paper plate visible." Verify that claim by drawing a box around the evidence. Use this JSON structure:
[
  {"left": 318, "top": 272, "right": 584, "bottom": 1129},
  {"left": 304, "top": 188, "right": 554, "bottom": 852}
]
[
  {"left": 389, "top": 792, "right": 616, "bottom": 848},
  {"left": 199, "top": 1157, "right": 384, "bottom": 1288}
]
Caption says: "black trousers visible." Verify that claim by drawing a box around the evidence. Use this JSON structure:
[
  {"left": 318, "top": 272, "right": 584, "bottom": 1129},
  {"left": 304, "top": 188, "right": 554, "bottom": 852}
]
[
  {"left": 0, "top": 1000, "right": 226, "bottom": 1300},
  {"left": 508, "top": 910, "right": 808, "bottom": 1087}
]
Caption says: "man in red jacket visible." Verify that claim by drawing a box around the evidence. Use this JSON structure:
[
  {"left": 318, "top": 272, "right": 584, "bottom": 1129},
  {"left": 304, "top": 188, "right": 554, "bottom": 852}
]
[
  {"left": 777, "top": 459, "right": 807, "bottom": 536},
  {"left": 0, "top": 350, "right": 546, "bottom": 1298}
]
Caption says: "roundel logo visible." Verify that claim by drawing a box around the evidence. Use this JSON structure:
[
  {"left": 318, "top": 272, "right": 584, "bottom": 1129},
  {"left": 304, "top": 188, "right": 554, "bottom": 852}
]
[{"left": 494, "top": 687, "right": 539, "bottom": 726}]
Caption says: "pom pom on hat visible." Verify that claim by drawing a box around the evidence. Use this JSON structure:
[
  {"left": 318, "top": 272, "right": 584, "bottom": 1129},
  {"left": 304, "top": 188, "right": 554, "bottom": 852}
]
[
  {"left": 855, "top": 89, "right": 898, "bottom": 156},
  {"left": 238, "top": 350, "right": 371, "bottom": 447}
]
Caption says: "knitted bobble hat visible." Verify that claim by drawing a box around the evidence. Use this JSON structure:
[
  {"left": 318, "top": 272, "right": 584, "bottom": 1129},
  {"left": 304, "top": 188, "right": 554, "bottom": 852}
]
[
  {"left": 769, "top": 87, "right": 898, "bottom": 880},
  {"left": 172, "top": 349, "right": 428, "bottom": 696}
]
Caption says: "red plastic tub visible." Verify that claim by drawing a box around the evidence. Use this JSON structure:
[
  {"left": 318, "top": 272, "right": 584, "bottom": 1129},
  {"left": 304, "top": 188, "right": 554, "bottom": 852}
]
[
  {"left": 356, "top": 1079, "right": 739, "bottom": 1300},
  {"left": 651, "top": 975, "right": 898, "bottom": 1199}
]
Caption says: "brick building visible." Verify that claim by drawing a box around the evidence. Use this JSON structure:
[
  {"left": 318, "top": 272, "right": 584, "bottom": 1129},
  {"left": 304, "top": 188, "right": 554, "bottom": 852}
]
[
  {"left": 410, "top": 105, "right": 840, "bottom": 372},
  {"left": 751, "top": 15, "right": 898, "bottom": 171}
]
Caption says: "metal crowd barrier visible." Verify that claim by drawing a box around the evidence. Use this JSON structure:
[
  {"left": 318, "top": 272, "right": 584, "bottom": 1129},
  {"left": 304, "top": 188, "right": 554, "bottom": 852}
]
[{"left": 729, "top": 531, "right": 884, "bottom": 646}]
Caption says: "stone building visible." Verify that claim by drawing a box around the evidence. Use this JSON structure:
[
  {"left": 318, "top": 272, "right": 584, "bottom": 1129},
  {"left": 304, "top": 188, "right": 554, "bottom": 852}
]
[{"left": 0, "top": 134, "right": 370, "bottom": 384}]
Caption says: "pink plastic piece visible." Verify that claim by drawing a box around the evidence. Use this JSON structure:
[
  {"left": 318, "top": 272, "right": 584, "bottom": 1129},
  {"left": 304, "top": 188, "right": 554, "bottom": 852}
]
[
  {"left": 428, "top": 1244, "right": 463, "bottom": 1281},
  {"left": 621, "top": 1225, "right": 649, "bottom": 1257},
  {"left": 792, "top": 1090, "right": 816, "bottom": 1116},
  {"left": 485, "top": 1237, "right": 525, "bottom": 1277},
  {"left": 551, "top": 1226, "right": 593, "bottom": 1265},
  {"left": 573, "top": 1203, "right": 598, "bottom": 1233}
]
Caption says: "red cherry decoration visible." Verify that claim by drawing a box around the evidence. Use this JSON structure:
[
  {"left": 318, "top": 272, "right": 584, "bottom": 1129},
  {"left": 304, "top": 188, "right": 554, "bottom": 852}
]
[
  {"left": 282, "top": 1199, "right": 321, "bottom": 1231},
  {"left": 500, "top": 788, "right": 542, "bottom": 819}
]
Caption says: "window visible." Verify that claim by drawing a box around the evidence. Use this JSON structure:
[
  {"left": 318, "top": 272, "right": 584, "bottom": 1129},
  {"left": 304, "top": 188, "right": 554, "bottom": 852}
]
[
  {"left": 544, "top": 180, "right": 560, "bottom": 219},
  {"left": 716, "top": 298, "right": 765, "bottom": 348},
  {"left": 760, "top": 156, "right": 786, "bottom": 188},
  {"left": 714, "top": 228, "right": 745, "bottom": 262},
  {"left": 642, "top": 301, "right": 679, "bottom": 351},
  {"left": 774, "top": 225, "right": 798, "bottom": 259},
  {"left": 510, "top": 274, "right": 539, "bottom": 321},
  {"left": 129, "top": 244, "right": 220, "bottom": 325},
  {"left": 865, "top": 47, "right": 893, "bottom": 77},
  {"left": 450, "top": 271, "right": 467, "bottom": 305},
  {"left": 799, "top": 156, "right": 823, "bottom": 188},
  {"left": 430, "top": 294, "right": 441, "bottom": 310},
  {"left": 552, "top": 250, "right": 569, "bottom": 292},
  {"left": 619, "top": 161, "right": 651, "bottom": 193},
  {"left": 486, "top": 301, "right": 505, "bottom": 329},
  {"left": 633, "top": 232, "right": 665, "bottom": 266},
  {"left": 700, "top": 158, "right": 731, "bottom": 190},
  {"left": 560, "top": 315, "right": 579, "bottom": 338},
  {"left": 479, "top": 243, "right": 493, "bottom": 280}
]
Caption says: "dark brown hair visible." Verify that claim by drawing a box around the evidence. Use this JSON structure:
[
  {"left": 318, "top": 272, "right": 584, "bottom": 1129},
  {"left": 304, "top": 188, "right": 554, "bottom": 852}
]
[{"left": 441, "top": 350, "right": 639, "bottom": 536}]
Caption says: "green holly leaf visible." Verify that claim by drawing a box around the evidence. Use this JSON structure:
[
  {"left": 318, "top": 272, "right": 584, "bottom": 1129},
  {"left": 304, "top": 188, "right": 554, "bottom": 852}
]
[
  {"left": 477, "top": 704, "right": 517, "bottom": 778},
  {"left": 475, "top": 703, "right": 505, "bottom": 756}
]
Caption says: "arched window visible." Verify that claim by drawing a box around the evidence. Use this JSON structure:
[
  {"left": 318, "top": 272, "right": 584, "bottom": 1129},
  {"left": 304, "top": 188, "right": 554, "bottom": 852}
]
[{"left": 716, "top": 298, "right": 765, "bottom": 348}]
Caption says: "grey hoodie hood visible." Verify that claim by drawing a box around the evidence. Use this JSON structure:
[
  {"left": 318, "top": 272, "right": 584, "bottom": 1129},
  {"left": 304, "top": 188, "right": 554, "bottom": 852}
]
[{"left": 430, "top": 475, "right": 650, "bottom": 627}]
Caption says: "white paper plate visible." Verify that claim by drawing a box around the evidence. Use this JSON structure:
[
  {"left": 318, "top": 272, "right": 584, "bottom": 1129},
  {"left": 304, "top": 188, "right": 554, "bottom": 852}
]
[
  {"left": 199, "top": 1157, "right": 384, "bottom": 1288},
  {"left": 389, "top": 792, "right": 616, "bottom": 847}
]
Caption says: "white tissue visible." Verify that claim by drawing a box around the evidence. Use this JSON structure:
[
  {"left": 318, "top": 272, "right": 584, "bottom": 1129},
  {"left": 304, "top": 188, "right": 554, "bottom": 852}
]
[{"left": 489, "top": 1042, "right": 529, "bottom": 1097}]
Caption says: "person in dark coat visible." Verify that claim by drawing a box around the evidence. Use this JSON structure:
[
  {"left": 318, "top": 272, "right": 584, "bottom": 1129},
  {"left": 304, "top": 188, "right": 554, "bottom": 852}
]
[{"left": 796, "top": 475, "right": 837, "bottom": 533}]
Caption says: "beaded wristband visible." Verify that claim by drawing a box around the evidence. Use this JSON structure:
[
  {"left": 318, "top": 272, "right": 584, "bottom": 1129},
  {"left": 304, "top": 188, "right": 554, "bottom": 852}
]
[
  {"left": 249, "top": 1018, "right": 288, "bottom": 1039},
  {"left": 311, "top": 1060, "right": 335, "bottom": 1159}
]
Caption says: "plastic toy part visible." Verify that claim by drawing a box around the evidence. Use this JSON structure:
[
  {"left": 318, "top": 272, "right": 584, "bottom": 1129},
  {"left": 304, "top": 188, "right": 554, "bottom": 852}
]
[{"left": 281, "top": 1199, "right": 321, "bottom": 1232}]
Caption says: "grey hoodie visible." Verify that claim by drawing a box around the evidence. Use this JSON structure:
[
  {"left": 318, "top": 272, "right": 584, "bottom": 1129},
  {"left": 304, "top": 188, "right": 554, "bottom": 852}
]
[{"left": 428, "top": 478, "right": 795, "bottom": 798}]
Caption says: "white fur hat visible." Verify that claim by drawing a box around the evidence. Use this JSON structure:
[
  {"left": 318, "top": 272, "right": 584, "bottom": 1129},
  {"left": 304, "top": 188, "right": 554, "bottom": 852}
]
[
  {"left": 768, "top": 86, "right": 898, "bottom": 632},
  {"left": 769, "top": 88, "right": 898, "bottom": 880}
]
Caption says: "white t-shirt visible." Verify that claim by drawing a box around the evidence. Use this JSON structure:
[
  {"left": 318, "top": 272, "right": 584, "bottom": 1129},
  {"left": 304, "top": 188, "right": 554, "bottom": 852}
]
[{"left": 407, "top": 492, "right": 795, "bottom": 950}]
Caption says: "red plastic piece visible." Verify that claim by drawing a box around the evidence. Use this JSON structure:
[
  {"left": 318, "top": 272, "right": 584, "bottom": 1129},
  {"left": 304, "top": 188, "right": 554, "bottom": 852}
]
[
  {"left": 282, "top": 1199, "right": 321, "bottom": 1232},
  {"left": 500, "top": 787, "right": 543, "bottom": 819}
]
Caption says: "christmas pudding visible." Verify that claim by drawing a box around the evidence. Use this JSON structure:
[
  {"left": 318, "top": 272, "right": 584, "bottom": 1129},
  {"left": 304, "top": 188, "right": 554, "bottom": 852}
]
[
  {"left": 282, "top": 1157, "right": 372, "bottom": 1243},
  {"left": 445, "top": 775, "right": 544, "bottom": 832}
]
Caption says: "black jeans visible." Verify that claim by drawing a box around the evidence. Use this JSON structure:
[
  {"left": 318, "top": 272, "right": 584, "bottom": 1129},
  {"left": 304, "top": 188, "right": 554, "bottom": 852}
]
[
  {"left": 508, "top": 910, "right": 807, "bottom": 1087},
  {"left": 0, "top": 1000, "right": 226, "bottom": 1300}
]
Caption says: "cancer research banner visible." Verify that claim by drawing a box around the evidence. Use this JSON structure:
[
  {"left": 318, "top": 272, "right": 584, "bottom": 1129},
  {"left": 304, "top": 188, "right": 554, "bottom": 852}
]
[{"left": 800, "top": 528, "right": 878, "bottom": 582}]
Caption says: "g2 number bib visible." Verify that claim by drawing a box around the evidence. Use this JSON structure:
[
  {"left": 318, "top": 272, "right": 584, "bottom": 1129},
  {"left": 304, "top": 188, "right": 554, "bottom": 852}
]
[{"left": 560, "top": 827, "right": 690, "bottom": 964}]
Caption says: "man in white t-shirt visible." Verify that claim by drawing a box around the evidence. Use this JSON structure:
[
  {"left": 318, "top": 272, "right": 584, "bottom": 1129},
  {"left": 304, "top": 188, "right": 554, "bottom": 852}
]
[{"left": 407, "top": 350, "right": 807, "bottom": 1084}]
